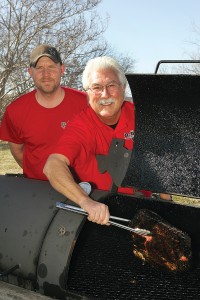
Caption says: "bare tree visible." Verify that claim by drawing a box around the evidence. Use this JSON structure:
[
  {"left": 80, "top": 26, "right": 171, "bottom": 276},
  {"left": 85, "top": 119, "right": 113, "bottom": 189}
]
[
  {"left": 175, "top": 23, "right": 200, "bottom": 75},
  {"left": 0, "top": 0, "right": 135, "bottom": 118}
]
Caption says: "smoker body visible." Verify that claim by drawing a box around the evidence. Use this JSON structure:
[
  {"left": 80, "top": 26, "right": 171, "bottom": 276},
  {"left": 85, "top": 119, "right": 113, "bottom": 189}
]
[{"left": 0, "top": 175, "right": 90, "bottom": 299}]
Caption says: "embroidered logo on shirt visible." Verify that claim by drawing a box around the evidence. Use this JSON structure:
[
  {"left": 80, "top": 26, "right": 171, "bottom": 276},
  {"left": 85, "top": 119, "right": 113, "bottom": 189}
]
[
  {"left": 61, "top": 121, "right": 68, "bottom": 129},
  {"left": 124, "top": 130, "right": 135, "bottom": 140}
]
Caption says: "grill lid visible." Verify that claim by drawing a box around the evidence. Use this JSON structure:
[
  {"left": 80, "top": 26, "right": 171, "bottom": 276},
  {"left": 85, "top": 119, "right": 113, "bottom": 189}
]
[{"left": 121, "top": 73, "right": 200, "bottom": 198}]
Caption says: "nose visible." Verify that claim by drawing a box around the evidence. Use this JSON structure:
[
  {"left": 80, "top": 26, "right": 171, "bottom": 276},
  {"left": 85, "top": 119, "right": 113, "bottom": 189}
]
[
  {"left": 101, "top": 86, "right": 110, "bottom": 97},
  {"left": 42, "top": 69, "right": 50, "bottom": 75}
]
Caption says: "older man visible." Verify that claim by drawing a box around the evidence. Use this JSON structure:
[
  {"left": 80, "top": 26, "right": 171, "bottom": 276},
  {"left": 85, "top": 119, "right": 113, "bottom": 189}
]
[{"left": 44, "top": 56, "right": 134, "bottom": 225}]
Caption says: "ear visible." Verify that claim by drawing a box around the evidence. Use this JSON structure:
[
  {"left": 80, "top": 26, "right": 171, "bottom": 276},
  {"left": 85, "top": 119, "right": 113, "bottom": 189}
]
[
  {"left": 61, "top": 64, "right": 66, "bottom": 76},
  {"left": 122, "top": 83, "right": 126, "bottom": 93},
  {"left": 122, "top": 83, "right": 126, "bottom": 99},
  {"left": 27, "top": 67, "right": 32, "bottom": 77}
]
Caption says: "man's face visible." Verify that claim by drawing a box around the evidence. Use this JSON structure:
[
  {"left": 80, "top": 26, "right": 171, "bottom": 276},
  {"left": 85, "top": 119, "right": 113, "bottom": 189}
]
[
  {"left": 87, "top": 68, "right": 126, "bottom": 125},
  {"left": 28, "top": 56, "right": 65, "bottom": 94}
]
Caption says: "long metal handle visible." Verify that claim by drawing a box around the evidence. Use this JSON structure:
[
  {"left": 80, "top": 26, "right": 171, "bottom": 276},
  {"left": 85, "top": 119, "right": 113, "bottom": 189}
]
[
  {"left": 56, "top": 202, "right": 131, "bottom": 222},
  {"left": 56, "top": 202, "right": 151, "bottom": 236}
]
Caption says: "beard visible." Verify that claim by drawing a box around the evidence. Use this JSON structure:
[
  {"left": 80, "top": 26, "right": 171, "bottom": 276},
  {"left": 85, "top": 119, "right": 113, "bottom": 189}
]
[{"left": 36, "top": 78, "right": 60, "bottom": 94}]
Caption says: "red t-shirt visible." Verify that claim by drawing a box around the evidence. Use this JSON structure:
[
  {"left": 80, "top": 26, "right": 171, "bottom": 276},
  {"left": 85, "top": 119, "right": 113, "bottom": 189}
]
[
  {"left": 53, "top": 101, "right": 135, "bottom": 191},
  {"left": 1, "top": 87, "right": 88, "bottom": 180}
]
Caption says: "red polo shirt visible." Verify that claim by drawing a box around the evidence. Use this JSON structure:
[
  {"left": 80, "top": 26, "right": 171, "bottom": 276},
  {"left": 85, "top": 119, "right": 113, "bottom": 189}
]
[{"left": 53, "top": 101, "right": 135, "bottom": 191}]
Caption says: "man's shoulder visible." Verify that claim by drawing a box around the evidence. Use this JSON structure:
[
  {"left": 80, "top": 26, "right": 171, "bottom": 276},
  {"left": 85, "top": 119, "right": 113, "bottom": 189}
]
[
  {"left": 123, "top": 100, "right": 134, "bottom": 109},
  {"left": 6, "top": 90, "right": 36, "bottom": 110},
  {"left": 123, "top": 100, "right": 134, "bottom": 112},
  {"left": 62, "top": 86, "right": 87, "bottom": 98},
  {"left": 121, "top": 100, "right": 135, "bottom": 120},
  {"left": 69, "top": 107, "right": 94, "bottom": 128}
]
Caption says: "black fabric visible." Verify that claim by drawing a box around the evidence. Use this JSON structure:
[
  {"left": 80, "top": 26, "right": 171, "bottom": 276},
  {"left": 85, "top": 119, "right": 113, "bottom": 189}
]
[
  {"left": 108, "top": 123, "right": 118, "bottom": 129},
  {"left": 123, "top": 74, "right": 200, "bottom": 197}
]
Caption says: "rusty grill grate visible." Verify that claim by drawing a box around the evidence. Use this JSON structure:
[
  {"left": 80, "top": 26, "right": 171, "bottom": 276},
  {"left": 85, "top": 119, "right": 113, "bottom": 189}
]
[
  {"left": 67, "top": 221, "right": 200, "bottom": 300},
  {"left": 67, "top": 195, "right": 200, "bottom": 300}
]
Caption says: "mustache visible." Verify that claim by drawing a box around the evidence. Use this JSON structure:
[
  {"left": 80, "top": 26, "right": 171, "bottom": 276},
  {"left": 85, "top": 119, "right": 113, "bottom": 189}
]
[{"left": 98, "top": 98, "right": 116, "bottom": 105}]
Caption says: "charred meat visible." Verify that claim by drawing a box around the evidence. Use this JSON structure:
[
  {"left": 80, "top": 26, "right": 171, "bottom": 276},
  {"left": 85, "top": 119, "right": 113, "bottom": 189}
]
[{"left": 130, "top": 209, "right": 192, "bottom": 272}]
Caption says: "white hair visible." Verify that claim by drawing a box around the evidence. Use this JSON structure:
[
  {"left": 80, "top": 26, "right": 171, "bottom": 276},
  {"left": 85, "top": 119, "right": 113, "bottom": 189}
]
[{"left": 82, "top": 56, "right": 127, "bottom": 90}]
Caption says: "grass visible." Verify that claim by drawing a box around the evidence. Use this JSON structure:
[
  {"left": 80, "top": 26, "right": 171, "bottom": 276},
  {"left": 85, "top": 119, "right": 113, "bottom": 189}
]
[
  {"left": 0, "top": 141, "right": 199, "bottom": 206},
  {"left": 0, "top": 141, "right": 22, "bottom": 175}
]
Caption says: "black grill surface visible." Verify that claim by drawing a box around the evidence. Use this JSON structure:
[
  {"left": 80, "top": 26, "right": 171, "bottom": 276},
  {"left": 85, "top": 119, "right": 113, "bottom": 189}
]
[
  {"left": 67, "top": 195, "right": 200, "bottom": 300},
  {"left": 124, "top": 74, "right": 200, "bottom": 197}
]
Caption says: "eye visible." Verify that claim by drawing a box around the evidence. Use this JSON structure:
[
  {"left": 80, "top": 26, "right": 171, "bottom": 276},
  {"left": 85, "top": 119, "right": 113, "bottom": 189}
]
[
  {"left": 92, "top": 86, "right": 102, "bottom": 92},
  {"left": 48, "top": 65, "right": 57, "bottom": 70},
  {"left": 108, "top": 83, "right": 116, "bottom": 88},
  {"left": 35, "top": 66, "right": 43, "bottom": 71}
]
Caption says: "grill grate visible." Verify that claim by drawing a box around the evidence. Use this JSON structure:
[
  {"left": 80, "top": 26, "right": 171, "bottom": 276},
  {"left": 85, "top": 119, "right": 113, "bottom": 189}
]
[
  {"left": 67, "top": 195, "right": 200, "bottom": 300},
  {"left": 67, "top": 221, "right": 200, "bottom": 300}
]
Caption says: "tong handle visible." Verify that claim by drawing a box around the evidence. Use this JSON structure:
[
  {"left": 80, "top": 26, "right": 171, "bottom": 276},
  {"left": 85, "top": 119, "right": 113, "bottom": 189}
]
[
  {"left": 56, "top": 202, "right": 131, "bottom": 222},
  {"left": 56, "top": 202, "right": 151, "bottom": 236}
]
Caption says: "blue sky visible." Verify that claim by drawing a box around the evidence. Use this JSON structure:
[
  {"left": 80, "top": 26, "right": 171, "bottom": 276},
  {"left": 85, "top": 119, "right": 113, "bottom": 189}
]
[{"left": 97, "top": 0, "right": 200, "bottom": 73}]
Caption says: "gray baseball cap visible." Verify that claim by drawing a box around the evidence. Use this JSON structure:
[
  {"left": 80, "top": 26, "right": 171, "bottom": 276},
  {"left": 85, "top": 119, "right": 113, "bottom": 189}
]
[{"left": 30, "top": 44, "right": 62, "bottom": 67}]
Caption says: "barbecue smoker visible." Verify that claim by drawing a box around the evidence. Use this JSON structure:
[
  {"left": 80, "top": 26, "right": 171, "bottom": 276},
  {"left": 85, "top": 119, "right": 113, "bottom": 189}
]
[{"left": 0, "top": 61, "right": 200, "bottom": 300}]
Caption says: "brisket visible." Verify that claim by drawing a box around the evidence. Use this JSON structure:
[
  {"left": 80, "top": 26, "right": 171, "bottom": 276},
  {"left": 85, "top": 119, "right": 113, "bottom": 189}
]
[{"left": 130, "top": 209, "right": 192, "bottom": 272}]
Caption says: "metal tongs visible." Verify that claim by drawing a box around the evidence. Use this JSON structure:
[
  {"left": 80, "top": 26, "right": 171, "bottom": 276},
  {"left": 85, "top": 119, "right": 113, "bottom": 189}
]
[{"left": 56, "top": 202, "right": 151, "bottom": 236}]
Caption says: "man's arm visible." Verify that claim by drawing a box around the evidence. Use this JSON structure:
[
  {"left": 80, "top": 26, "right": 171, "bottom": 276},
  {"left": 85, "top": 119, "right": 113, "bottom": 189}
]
[
  {"left": 9, "top": 142, "right": 24, "bottom": 168},
  {"left": 43, "top": 153, "right": 110, "bottom": 225}
]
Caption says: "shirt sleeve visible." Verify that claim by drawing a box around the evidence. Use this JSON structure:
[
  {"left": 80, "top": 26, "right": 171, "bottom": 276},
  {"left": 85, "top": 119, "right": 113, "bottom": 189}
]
[
  {"left": 52, "top": 123, "right": 91, "bottom": 167},
  {"left": 1, "top": 108, "right": 23, "bottom": 144}
]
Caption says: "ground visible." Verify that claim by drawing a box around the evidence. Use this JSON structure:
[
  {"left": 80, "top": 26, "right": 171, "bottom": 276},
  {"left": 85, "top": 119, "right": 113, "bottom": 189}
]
[{"left": 0, "top": 141, "right": 22, "bottom": 175}]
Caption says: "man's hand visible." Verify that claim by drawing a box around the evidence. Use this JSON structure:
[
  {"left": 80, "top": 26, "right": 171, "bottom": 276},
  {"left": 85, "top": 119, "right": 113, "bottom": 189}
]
[
  {"left": 81, "top": 198, "right": 110, "bottom": 225},
  {"left": 44, "top": 153, "right": 110, "bottom": 225}
]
